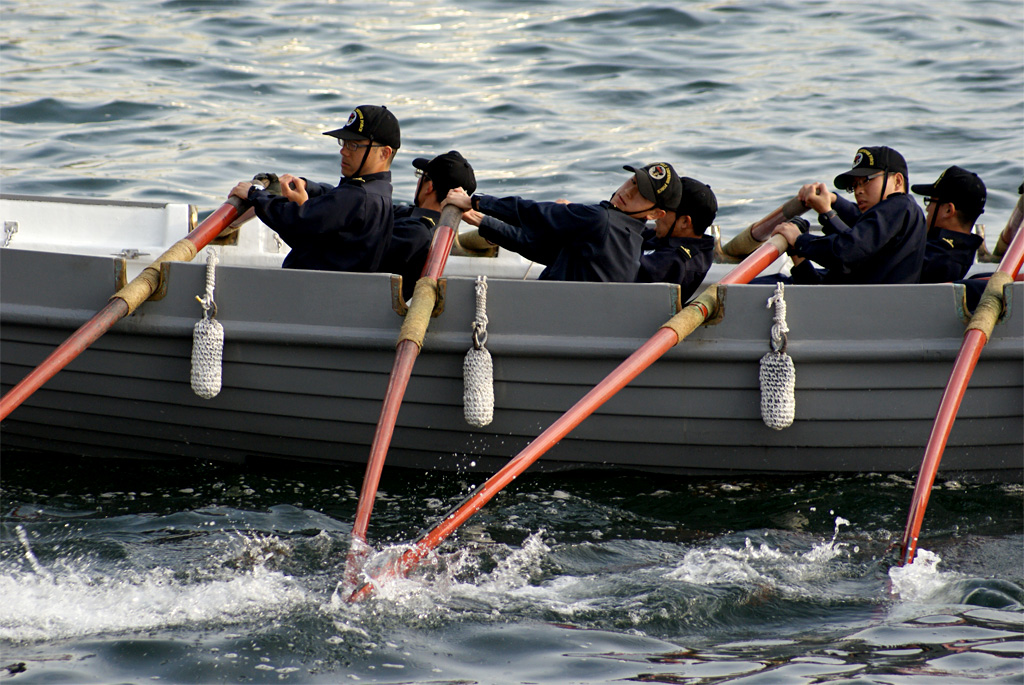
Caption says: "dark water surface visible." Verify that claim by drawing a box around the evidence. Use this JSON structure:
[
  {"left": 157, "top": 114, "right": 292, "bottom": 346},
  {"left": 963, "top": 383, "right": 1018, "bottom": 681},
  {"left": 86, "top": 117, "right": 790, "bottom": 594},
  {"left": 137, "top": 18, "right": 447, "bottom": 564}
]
[
  {"left": 1, "top": 0, "right": 1023, "bottom": 682},
  {"left": 1, "top": 453, "right": 1022, "bottom": 683}
]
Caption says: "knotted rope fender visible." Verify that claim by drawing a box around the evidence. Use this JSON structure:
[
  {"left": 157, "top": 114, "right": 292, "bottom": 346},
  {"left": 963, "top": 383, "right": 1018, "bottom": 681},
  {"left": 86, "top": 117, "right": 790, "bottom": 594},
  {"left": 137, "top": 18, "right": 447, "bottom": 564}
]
[
  {"left": 464, "top": 275, "right": 494, "bottom": 427},
  {"left": 759, "top": 282, "right": 796, "bottom": 429},
  {"left": 191, "top": 249, "right": 224, "bottom": 399}
]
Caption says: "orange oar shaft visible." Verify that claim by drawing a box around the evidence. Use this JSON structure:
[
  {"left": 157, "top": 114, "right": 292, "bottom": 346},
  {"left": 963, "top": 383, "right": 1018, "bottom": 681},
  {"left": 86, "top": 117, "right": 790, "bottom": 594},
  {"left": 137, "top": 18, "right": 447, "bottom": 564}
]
[
  {"left": 348, "top": 234, "right": 790, "bottom": 601},
  {"left": 1, "top": 198, "right": 246, "bottom": 421},
  {"left": 345, "top": 207, "right": 461, "bottom": 581},
  {"left": 899, "top": 223, "right": 1024, "bottom": 565}
]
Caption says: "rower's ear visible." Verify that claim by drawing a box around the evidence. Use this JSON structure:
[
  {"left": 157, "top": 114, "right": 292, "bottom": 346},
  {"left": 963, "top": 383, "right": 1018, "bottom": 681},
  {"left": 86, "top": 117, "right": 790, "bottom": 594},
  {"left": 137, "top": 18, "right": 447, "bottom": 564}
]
[
  {"left": 648, "top": 208, "right": 667, "bottom": 222},
  {"left": 672, "top": 214, "right": 694, "bottom": 237}
]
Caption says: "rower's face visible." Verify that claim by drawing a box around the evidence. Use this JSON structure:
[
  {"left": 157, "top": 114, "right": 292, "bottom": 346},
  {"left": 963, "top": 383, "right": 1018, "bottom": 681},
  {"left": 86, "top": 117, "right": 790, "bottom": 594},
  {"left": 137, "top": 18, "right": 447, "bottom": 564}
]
[
  {"left": 653, "top": 210, "right": 678, "bottom": 238},
  {"left": 851, "top": 172, "right": 884, "bottom": 212},
  {"left": 611, "top": 177, "right": 653, "bottom": 214}
]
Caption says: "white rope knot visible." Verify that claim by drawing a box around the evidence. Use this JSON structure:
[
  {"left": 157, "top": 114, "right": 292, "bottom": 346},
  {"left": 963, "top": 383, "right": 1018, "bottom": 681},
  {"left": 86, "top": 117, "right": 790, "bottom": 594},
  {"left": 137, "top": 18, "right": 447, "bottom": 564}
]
[
  {"left": 759, "top": 282, "right": 795, "bottom": 430},
  {"left": 472, "top": 276, "right": 489, "bottom": 349},
  {"left": 197, "top": 249, "right": 219, "bottom": 319},
  {"left": 766, "top": 286, "right": 789, "bottom": 353},
  {"left": 191, "top": 249, "right": 224, "bottom": 400},
  {"left": 464, "top": 275, "right": 494, "bottom": 427}
]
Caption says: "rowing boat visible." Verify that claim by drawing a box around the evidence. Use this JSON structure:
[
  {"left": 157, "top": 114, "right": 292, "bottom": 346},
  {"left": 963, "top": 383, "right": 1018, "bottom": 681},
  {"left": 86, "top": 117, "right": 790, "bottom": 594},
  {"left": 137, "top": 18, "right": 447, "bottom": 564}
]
[{"left": 1, "top": 194, "right": 1020, "bottom": 477}]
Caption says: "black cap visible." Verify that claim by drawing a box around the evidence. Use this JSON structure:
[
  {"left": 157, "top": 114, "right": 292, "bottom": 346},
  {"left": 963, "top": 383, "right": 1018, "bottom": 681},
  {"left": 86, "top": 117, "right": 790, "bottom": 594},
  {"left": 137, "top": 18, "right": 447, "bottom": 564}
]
[
  {"left": 323, "top": 105, "right": 401, "bottom": 149},
  {"left": 622, "top": 162, "right": 683, "bottom": 211},
  {"left": 833, "top": 146, "right": 908, "bottom": 190},
  {"left": 911, "top": 166, "right": 986, "bottom": 215},
  {"left": 675, "top": 177, "right": 718, "bottom": 232},
  {"left": 412, "top": 150, "right": 476, "bottom": 195}
]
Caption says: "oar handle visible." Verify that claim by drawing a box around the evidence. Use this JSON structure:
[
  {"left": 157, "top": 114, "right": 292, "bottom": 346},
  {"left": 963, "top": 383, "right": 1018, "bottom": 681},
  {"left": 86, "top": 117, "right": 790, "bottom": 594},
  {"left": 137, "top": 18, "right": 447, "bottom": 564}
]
[
  {"left": 0, "top": 197, "right": 247, "bottom": 421},
  {"left": 720, "top": 197, "right": 807, "bottom": 260}
]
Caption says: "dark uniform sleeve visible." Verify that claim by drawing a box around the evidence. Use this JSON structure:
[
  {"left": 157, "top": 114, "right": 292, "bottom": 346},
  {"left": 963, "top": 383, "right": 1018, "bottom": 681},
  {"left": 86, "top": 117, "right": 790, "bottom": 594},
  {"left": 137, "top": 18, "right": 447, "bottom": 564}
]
[
  {"left": 249, "top": 182, "right": 367, "bottom": 245},
  {"left": 246, "top": 173, "right": 393, "bottom": 272},
  {"left": 829, "top": 195, "right": 862, "bottom": 231},
  {"left": 477, "top": 215, "right": 560, "bottom": 265},
  {"left": 475, "top": 195, "right": 605, "bottom": 264},
  {"left": 301, "top": 179, "right": 336, "bottom": 199}
]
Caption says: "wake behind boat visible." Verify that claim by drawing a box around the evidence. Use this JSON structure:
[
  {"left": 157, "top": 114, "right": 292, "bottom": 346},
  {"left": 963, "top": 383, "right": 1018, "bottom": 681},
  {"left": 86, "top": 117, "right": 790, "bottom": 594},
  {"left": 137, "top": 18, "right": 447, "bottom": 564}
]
[{"left": 1, "top": 193, "right": 1020, "bottom": 478}]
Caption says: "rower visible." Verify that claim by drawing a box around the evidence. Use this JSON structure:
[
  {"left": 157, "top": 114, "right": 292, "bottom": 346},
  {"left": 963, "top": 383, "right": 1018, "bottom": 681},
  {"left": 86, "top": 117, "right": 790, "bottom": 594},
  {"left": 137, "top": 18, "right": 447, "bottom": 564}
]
[
  {"left": 384, "top": 150, "right": 477, "bottom": 300},
  {"left": 910, "top": 166, "right": 987, "bottom": 282},
  {"left": 636, "top": 176, "right": 717, "bottom": 302},
  {"left": 443, "top": 162, "right": 683, "bottom": 282},
  {"left": 771, "top": 146, "right": 927, "bottom": 284},
  {"left": 228, "top": 104, "right": 400, "bottom": 273}
]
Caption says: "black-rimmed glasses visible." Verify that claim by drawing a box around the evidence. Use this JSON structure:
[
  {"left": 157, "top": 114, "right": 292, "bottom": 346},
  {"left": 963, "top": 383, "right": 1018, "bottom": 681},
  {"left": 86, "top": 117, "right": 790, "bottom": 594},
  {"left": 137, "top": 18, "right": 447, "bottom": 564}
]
[{"left": 845, "top": 171, "right": 884, "bottom": 193}]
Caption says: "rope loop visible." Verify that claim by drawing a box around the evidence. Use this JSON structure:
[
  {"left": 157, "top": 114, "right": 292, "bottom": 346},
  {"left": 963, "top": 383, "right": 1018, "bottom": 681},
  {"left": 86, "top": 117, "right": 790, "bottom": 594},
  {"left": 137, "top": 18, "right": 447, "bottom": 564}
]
[
  {"left": 472, "top": 275, "right": 489, "bottom": 349},
  {"left": 197, "top": 249, "right": 220, "bottom": 320},
  {"left": 472, "top": 323, "right": 488, "bottom": 350},
  {"left": 766, "top": 283, "right": 789, "bottom": 353}
]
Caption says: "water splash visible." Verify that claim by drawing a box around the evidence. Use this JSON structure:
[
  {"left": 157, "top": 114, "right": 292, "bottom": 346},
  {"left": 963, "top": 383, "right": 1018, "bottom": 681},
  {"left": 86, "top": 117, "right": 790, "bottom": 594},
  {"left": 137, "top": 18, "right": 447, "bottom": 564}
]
[
  {"left": 889, "top": 549, "right": 948, "bottom": 603},
  {"left": 0, "top": 531, "right": 313, "bottom": 644},
  {"left": 668, "top": 517, "right": 854, "bottom": 591}
]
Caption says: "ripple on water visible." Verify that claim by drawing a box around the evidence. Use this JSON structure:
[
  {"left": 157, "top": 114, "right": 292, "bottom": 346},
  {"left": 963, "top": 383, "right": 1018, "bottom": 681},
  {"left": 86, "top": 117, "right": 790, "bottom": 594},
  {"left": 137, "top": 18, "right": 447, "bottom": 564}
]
[{"left": 1, "top": 98, "right": 173, "bottom": 124}]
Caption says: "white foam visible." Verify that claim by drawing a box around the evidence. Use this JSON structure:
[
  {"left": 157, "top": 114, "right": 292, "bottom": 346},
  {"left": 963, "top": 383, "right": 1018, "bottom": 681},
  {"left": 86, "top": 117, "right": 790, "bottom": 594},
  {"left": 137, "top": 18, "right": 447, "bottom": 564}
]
[
  {"left": 0, "top": 533, "right": 313, "bottom": 643},
  {"left": 888, "top": 549, "right": 952, "bottom": 603}
]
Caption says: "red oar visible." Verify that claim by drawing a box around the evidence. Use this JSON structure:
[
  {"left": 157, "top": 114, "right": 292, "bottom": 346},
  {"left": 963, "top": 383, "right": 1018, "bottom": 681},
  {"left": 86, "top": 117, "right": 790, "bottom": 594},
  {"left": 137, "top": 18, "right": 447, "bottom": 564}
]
[
  {"left": 0, "top": 196, "right": 248, "bottom": 420},
  {"left": 345, "top": 205, "right": 462, "bottom": 582},
  {"left": 899, "top": 221, "right": 1024, "bottom": 566},
  {"left": 348, "top": 233, "right": 792, "bottom": 601}
]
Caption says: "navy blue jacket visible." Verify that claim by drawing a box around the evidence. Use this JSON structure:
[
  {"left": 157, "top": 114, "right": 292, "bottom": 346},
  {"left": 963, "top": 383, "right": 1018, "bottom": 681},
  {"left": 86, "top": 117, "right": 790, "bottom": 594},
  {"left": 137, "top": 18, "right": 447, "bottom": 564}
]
[
  {"left": 791, "top": 194, "right": 925, "bottom": 284},
  {"left": 382, "top": 204, "right": 438, "bottom": 300},
  {"left": 636, "top": 229, "right": 715, "bottom": 301},
  {"left": 248, "top": 171, "right": 393, "bottom": 272},
  {"left": 920, "top": 227, "right": 983, "bottom": 283},
  {"left": 475, "top": 196, "right": 645, "bottom": 282}
]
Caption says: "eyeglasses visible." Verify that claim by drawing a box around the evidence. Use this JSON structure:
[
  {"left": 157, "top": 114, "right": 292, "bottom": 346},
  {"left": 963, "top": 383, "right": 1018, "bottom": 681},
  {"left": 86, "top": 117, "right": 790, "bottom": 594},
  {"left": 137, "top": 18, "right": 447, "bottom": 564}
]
[
  {"left": 923, "top": 197, "right": 942, "bottom": 207},
  {"left": 846, "top": 171, "right": 884, "bottom": 193},
  {"left": 336, "top": 139, "right": 380, "bottom": 152},
  {"left": 414, "top": 169, "right": 430, "bottom": 181}
]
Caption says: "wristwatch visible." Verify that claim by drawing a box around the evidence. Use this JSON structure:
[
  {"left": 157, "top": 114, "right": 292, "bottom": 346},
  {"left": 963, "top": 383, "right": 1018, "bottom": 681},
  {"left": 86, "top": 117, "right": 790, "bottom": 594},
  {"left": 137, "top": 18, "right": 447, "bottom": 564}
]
[{"left": 818, "top": 209, "right": 837, "bottom": 225}]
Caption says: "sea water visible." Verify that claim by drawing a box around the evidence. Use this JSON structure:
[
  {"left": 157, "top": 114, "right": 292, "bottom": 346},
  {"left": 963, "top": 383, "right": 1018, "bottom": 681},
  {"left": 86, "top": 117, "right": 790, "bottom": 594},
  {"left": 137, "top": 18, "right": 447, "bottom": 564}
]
[
  {"left": 1, "top": 456, "right": 1021, "bottom": 682},
  {"left": 1, "top": 0, "right": 1022, "bottom": 682}
]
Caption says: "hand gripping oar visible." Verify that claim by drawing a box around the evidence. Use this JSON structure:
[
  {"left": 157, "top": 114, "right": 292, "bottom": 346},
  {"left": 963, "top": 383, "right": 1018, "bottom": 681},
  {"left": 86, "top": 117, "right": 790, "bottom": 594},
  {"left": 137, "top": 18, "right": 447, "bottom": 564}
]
[
  {"left": 345, "top": 205, "right": 462, "bottom": 582},
  {"left": 347, "top": 233, "right": 791, "bottom": 601},
  {"left": 718, "top": 196, "right": 807, "bottom": 262},
  {"left": 0, "top": 196, "right": 249, "bottom": 421},
  {"left": 899, "top": 225, "right": 1024, "bottom": 566}
]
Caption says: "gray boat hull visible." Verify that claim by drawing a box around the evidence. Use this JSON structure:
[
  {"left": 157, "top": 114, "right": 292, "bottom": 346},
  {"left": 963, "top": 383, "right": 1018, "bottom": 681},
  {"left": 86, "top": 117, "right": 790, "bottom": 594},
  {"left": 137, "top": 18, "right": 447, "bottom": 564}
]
[{"left": 2, "top": 246, "right": 1021, "bottom": 477}]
